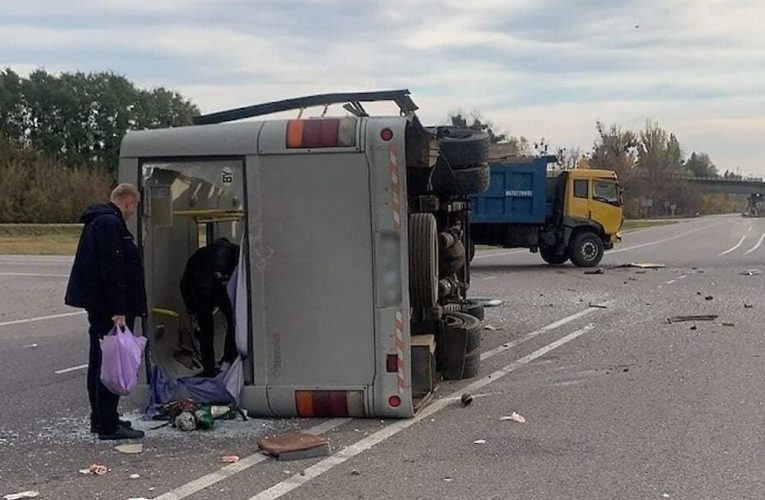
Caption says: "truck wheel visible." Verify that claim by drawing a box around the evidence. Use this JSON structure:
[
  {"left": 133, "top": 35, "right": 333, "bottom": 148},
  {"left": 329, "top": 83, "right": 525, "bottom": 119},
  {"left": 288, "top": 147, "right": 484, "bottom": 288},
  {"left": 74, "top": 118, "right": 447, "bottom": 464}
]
[
  {"left": 539, "top": 245, "right": 568, "bottom": 265},
  {"left": 440, "top": 312, "right": 482, "bottom": 380},
  {"left": 432, "top": 164, "right": 490, "bottom": 196},
  {"left": 409, "top": 213, "right": 439, "bottom": 308},
  {"left": 434, "top": 127, "right": 490, "bottom": 167},
  {"left": 569, "top": 231, "right": 604, "bottom": 267}
]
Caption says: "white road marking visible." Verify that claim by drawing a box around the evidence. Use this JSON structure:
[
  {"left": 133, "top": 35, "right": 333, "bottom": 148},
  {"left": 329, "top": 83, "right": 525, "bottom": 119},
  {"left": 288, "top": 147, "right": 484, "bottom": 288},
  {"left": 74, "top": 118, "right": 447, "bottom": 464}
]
[
  {"left": 54, "top": 364, "right": 88, "bottom": 374},
  {"left": 249, "top": 324, "right": 597, "bottom": 500},
  {"left": 718, "top": 235, "right": 747, "bottom": 256},
  {"left": 474, "top": 249, "right": 527, "bottom": 260},
  {"left": 0, "top": 311, "right": 85, "bottom": 328},
  {"left": 156, "top": 307, "right": 603, "bottom": 499},
  {"left": 0, "top": 272, "right": 69, "bottom": 278},
  {"left": 608, "top": 222, "right": 723, "bottom": 255},
  {"left": 744, "top": 232, "right": 765, "bottom": 255},
  {"left": 153, "top": 418, "right": 350, "bottom": 500},
  {"left": 480, "top": 306, "right": 598, "bottom": 361}
]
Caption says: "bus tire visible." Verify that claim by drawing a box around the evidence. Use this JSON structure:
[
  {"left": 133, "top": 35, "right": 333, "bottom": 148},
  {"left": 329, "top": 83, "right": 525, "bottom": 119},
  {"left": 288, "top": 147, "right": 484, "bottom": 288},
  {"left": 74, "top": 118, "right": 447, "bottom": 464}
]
[
  {"left": 433, "top": 164, "right": 490, "bottom": 196},
  {"left": 539, "top": 245, "right": 568, "bottom": 265},
  {"left": 569, "top": 231, "right": 605, "bottom": 267},
  {"left": 409, "top": 213, "right": 439, "bottom": 308},
  {"left": 436, "top": 127, "right": 490, "bottom": 167},
  {"left": 440, "top": 312, "right": 482, "bottom": 380}
]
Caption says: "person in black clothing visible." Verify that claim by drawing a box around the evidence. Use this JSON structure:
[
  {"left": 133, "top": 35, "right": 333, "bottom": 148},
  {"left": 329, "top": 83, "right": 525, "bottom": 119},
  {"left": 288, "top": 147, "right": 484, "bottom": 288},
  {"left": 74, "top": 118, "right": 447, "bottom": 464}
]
[
  {"left": 180, "top": 238, "right": 239, "bottom": 377},
  {"left": 65, "top": 184, "right": 147, "bottom": 441}
]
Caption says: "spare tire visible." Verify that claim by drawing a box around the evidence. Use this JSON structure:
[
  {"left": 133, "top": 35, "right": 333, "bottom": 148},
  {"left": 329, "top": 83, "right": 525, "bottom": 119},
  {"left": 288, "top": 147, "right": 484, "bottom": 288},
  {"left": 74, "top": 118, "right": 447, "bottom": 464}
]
[
  {"left": 432, "top": 164, "right": 490, "bottom": 196},
  {"left": 439, "top": 312, "right": 482, "bottom": 380},
  {"left": 436, "top": 127, "right": 490, "bottom": 167},
  {"left": 408, "top": 213, "right": 439, "bottom": 308}
]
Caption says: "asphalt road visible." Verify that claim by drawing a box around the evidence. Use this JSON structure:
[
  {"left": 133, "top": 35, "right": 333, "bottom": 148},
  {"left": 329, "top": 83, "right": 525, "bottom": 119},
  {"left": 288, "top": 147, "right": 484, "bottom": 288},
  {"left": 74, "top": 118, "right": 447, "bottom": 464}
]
[{"left": 1, "top": 214, "right": 763, "bottom": 499}]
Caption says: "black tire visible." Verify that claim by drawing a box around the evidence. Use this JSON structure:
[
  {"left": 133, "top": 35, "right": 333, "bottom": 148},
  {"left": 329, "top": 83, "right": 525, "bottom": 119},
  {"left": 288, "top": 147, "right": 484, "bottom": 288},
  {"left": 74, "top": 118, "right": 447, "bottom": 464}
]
[
  {"left": 436, "top": 127, "right": 490, "bottom": 167},
  {"left": 440, "top": 312, "right": 482, "bottom": 380},
  {"left": 409, "top": 214, "right": 439, "bottom": 307},
  {"left": 460, "top": 348, "right": 481, "bottom": 379},
  {"left": 462, "top": 300, "right": 485, "bottom": 321},
  {"left": 432, "top": 164, "right": 490, "bottom": 196},
  {"left": 569, "top": 231, "right": 605, "bottom": 267},
  {"left": 539, "top": 245, "right": 568, "bottom": 265}
]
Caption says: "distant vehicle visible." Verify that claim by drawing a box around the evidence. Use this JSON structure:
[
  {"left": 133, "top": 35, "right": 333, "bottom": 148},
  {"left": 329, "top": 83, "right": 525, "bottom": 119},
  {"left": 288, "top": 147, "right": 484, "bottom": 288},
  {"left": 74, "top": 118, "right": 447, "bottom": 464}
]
[
  {"left": 743, "top": 193, "right": 764, "bottom": 217},
  {"left": 469, "top": 156, "right": 624, "bottom": 267}
]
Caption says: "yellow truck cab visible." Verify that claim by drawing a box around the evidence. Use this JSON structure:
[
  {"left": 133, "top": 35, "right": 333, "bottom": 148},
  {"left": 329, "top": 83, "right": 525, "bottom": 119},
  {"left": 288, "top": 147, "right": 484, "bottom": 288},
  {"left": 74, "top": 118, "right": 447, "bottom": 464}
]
[{"left": 470, "top": 156, "right": 624, "bottom": 267}]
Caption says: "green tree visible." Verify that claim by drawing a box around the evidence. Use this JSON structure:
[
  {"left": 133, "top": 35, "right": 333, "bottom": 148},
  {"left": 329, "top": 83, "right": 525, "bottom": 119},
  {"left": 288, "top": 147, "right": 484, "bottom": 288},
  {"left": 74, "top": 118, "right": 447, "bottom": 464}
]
[
  {"left": 0, "top": 68, "right": 199, "bottom": 176},
  {"left": 685, "top": 152, "right": 718, "bottom": 178}
]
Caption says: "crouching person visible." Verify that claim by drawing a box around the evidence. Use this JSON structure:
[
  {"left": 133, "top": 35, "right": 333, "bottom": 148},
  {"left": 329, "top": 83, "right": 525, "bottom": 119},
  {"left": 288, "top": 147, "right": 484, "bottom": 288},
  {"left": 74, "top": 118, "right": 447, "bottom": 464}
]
[{"left": 65, "top": 184, "right": 147, "bottom": 440}]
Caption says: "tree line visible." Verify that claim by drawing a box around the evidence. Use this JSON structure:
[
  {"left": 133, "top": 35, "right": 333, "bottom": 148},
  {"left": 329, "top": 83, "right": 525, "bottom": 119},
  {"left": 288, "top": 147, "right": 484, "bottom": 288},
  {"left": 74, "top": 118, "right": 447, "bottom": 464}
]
[{"left": 0, "top": 68, "right": 198, "bottom": 222}]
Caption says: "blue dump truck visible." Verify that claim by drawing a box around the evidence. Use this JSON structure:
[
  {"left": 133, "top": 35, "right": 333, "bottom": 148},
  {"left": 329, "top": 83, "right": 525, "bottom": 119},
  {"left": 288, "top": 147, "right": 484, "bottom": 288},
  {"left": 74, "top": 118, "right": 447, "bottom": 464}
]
[{"left": 469, "top": 156, "right": 624, "bottom": 267}]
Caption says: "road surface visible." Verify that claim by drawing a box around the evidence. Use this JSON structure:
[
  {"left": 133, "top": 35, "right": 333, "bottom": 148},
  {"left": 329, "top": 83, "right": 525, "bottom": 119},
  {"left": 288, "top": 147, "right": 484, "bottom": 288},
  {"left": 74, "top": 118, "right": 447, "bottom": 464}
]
[{"left": 0, "top": 214, "right": 763, "bottom": 499}]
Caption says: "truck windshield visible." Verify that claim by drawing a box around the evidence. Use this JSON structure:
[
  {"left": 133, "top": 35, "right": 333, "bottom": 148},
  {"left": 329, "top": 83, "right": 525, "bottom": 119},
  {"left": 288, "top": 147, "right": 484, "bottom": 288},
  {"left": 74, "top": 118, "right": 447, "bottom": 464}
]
[{"left": 593, "top": 180, "right": 621, "bottom": 206}]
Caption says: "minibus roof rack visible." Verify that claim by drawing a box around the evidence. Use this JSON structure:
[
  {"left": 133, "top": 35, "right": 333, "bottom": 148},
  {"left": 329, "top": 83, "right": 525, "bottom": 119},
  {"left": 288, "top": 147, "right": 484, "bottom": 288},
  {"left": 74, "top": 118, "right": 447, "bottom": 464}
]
[{"left": 193, "top": 89, "right": 418, "bottom": 125}]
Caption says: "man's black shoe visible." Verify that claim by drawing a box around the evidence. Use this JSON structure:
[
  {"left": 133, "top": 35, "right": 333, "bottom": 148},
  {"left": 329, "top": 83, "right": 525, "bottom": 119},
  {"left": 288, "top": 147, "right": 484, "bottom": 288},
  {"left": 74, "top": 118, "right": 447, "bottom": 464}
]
[
  {"left": 90, "top": 419, "right": 133, "bottom": 434},
  {"left": 98, "top": 426, "right": 145, "bottom": 441}
]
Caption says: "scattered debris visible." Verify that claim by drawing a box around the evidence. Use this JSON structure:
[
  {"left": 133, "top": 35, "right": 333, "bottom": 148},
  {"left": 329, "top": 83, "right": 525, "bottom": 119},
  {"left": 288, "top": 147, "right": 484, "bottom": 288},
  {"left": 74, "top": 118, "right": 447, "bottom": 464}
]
[
  {"left": 696, "top": 292, "right": 702, "bottom": 295},
  {"left": 221, "top": 455, "right": 240, "bottom": 464},
  {"left": 620, "top": 263, "right": 666, "bottom": 269},
  {"left": 115, "top": 443, "right": 143, "bottom": 454},
  {"left": 129, "top": 473, "right": 141, "bottom": 479},
  {"left": 351, "top": 469, "right": 361, "bottom": 476},
  {"left": 722, "top": 322, "right": 736, "bottom": 327},
  {"left": 635, "top": 270, "right": 647, "bottom": 274},
  {"left": 473, "top": 439, "right": 486, "bottom": 444},
  {"left": 667, "top": 315, "right": 718, "bottom": 324},
  {"left": 460, "top": 393, "right": 474, "bottom": 407},
  {"left": 704, "top": 295, "right": 714, "bottom": 301},
  {"left": 744, "top": 304, "right": 753, "bottom": 309},
  {"left": 589, "top": 302, "right": 608, "bottom": 309},
  {"left": 258, "top": 433, "right": 331, "bottom": 461},
  {"left": 175, "top": 412, "right": 196, "bottom": 432},
  {"left": 444, "top": 477, "right": 454, "bottom": 482},
  {"left": 584, "top": 268, "right": 604, "bottom": 275},
  {"left": 690, "top": 325, "right": 697, "bottom": 331},
  {"left": 483, "top": 324, "right": 500, "bottom": 331},
  {"left": 4, "top": 492, "right": 40, "bottom": 500},
  {"left": 484, "top": 299, "right": 503, "bottom": 307},
  {"left": 740, "top": 269, "right": 761, "bottom": 276},
  {"left": 499, "top": 412, "right": 526, "bottom": 424},
  {"left": 22, "top": 343, "right": 38, "bottom": 349}
]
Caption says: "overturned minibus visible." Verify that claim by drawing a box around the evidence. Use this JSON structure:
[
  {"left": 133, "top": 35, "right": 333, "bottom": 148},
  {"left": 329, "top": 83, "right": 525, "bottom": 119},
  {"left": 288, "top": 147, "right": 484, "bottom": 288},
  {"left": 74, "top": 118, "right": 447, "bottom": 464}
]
[{"left": 121, "top": 90, "right": 489, "bottom": 418}]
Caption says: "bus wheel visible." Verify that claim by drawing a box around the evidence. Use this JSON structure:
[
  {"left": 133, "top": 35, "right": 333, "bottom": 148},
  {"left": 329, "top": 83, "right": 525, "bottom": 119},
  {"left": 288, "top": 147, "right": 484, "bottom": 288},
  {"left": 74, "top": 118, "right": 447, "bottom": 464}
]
[
  {"left": 569, "top": 231, "right": 604, "bottom": 267},
  {"left": 409, "top": 213, "right": 439, "bottom": 308},
  {"left": 440, "top": 312, "right": 481, "bottom": 380}
]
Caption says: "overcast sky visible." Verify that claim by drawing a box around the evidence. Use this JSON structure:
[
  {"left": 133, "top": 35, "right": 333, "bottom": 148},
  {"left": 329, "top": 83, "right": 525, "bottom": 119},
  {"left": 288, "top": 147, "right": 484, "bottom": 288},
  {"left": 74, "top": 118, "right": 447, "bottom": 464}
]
[{"left": 2, "top": 0, "right": 764, "bottom": 176}]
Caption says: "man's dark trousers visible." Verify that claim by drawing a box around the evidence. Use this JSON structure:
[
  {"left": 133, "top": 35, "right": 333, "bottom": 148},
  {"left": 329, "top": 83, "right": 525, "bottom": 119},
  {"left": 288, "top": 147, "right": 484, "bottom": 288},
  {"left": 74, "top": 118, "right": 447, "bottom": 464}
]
[{"left": 87, "top": 310, "right": 135, "bottom": 434}]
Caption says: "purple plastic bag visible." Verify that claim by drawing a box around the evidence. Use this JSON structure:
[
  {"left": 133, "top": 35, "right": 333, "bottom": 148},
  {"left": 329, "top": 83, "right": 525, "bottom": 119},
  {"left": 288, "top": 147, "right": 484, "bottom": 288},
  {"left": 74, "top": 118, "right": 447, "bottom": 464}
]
[{"left": 100, "top": 325, "right": 147, "bottom": 396}]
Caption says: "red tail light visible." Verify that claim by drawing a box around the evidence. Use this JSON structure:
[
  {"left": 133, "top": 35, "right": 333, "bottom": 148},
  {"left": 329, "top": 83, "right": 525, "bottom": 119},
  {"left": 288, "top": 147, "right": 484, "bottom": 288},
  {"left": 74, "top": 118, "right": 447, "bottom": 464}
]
[
  {"left": 295, "top": 390, "right": 365, "bottom": 417},
  {"left": 388, "top": 395, "right": 401, "bottom": 408},
  {"left": 286, "top": 118, "right": 356, "bottom": 148}
]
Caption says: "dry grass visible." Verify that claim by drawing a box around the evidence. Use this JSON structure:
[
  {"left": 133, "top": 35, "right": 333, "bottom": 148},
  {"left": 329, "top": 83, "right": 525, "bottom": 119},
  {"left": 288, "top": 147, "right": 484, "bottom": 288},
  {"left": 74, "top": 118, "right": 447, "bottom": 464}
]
[{"left": 0, "top": 224, "right": 81, "bottom": 255}]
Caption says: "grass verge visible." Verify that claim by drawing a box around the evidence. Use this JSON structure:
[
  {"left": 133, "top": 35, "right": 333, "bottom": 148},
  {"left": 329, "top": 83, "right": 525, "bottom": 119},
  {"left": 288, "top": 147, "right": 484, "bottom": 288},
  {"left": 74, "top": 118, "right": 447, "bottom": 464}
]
[{"left": 0, "top": 224, "right": 81, "bottom": 255}]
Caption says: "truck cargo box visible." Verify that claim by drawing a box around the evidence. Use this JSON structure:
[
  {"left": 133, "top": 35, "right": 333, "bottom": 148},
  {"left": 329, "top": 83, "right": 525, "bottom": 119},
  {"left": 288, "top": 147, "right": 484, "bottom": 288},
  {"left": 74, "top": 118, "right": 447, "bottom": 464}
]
[{"left": 470, "top": 156, "right": 555, "bottom": 225}]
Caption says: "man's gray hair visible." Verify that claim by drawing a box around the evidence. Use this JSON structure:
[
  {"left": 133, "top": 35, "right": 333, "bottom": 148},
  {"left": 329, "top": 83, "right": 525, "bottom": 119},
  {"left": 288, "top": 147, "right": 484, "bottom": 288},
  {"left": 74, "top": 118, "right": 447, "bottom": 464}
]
[{"left": 110, "top": 183, "right": 141, "bottom": 203}]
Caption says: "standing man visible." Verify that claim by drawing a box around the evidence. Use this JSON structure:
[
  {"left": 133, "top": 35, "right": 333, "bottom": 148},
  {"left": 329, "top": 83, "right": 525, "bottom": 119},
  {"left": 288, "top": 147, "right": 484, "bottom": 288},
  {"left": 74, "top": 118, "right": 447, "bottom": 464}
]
[{"left": 66, "top": 184, "right": 147, "bottom": 440}]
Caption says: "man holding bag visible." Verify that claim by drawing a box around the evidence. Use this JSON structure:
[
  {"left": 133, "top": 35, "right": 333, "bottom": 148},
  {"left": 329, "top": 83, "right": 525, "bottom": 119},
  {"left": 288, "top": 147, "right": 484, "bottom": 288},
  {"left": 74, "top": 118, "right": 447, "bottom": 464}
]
[{"left": 66, "top": 184, "right": 147, "bottom": 440}]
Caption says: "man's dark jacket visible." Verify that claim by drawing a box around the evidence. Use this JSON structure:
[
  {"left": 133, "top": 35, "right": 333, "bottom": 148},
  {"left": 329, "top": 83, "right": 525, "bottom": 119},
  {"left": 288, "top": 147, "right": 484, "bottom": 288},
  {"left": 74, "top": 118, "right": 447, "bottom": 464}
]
[{"left": 65, "top": 203, "right": 147, "bottom": 316}]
